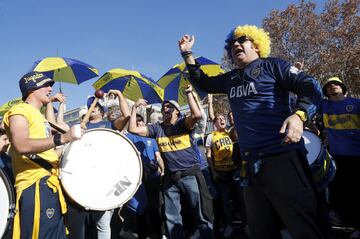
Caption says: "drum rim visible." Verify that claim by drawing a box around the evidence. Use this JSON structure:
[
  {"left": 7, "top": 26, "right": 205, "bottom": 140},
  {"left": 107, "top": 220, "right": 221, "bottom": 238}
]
[
  {"left": 0, "top": 168, "right": 15, "bottom": 238},
  {"left": 60, "top": 128, "right": 143, "bottom": 211}
]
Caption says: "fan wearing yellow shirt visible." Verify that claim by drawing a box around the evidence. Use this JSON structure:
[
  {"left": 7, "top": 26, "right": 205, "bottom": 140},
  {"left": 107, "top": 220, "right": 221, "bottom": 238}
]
[
  {"left": 3, "top": 71, "right": 83, "bottom": 239},
  {"left": 205, "top": 113, "right": 238, "bottom": 238}
]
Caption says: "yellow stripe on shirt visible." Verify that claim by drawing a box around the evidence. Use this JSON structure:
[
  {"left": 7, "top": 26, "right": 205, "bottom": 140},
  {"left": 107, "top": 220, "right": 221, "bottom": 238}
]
[
  {"left": 323, "top": 113, "right": 360, "bottom": 130},
  {"left": 156, "top": 134, "right": 191, "bottom": 152}
]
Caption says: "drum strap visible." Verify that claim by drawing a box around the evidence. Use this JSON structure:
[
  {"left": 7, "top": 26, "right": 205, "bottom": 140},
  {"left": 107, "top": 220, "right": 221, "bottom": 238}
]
[
  {"left": 27, "top": 154, "right": 53, "bottom": 172},
  {"left": 49, "top": 122, "right": 67, "bottom": 134}
]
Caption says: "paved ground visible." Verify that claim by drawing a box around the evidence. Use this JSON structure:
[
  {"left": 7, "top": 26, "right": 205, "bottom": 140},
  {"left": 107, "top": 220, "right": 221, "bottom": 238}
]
[{"left": 217, "top": 223, "right": 357, "bottom": 239}]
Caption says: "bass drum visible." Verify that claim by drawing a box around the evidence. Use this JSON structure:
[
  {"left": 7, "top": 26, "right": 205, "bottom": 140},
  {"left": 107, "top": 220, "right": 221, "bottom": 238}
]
[
  {"left": 60, "top": 128, "right": 142, "bottom": 211},
  {"left": 0, "top": 168, "right": 15, "bottom": 239},
  {"left": 302, "top": 131, "right": 336, "bottom": 191}
]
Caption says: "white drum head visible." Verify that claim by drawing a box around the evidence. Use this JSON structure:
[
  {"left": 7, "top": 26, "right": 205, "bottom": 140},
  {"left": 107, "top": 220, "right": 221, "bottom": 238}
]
[
  {"left": 0, "top": 169, "right": 12, "bottom": 238},
  {"left": 302, "top": 131, "right": 322, "bottom": 165},
  {"left": 60, "top": 129, "right": 142, "bottom": 211}
]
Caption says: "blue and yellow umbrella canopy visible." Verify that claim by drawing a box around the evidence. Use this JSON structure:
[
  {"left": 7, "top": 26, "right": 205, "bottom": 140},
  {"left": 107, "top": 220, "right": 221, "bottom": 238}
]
[
  {"left": 31, "top": 57, "right": 99, "bottom": 84},
  {"left": 0, "top": 97, "right": 47, "bottom": 116},
  {"left": 0, "top": 97, "right": 22, "bottom": 116},
  {"left": 92, "top": 68, "right": 164, "bottom": 104},
  {"left": 157, "top": 56, "right": 224, "bottom": 106}
]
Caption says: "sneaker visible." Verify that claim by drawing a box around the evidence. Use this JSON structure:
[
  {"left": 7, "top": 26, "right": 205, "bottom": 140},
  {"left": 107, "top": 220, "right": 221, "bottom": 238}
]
[{"left": 222, "top": 225, "right": 234, "bottom": 238}]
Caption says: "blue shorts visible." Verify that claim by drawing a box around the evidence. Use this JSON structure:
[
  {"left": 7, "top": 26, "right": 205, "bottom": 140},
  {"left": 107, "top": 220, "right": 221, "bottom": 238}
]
[{"left": 19, "top": 176, "right": 66, "bottom": 239}]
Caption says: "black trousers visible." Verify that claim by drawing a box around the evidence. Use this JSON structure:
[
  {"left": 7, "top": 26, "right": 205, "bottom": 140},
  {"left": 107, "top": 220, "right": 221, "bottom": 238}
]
[
  {"left": 244, "top": 150, "right": 327, "bottom": 239},
  {"left": 329, "top": 155, "right": 360, "bottom": 227}
]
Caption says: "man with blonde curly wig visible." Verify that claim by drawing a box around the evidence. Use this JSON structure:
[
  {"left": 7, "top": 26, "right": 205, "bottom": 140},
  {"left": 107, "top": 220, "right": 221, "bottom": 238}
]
[{"left": 179, "top": 25, "right": 327, "bottom": 239}]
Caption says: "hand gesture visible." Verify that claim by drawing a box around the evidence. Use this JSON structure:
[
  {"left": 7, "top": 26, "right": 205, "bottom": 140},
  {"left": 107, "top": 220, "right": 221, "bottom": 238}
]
[
  {"left": 184, "top": 84, "right": 193, "bottom": 94},
  {"left": 107, "top": 89, "right": 122, "bottom": 99},
  {"left": 178, "top": 34, "right": 195, "bottom": 53},
  {"left": 51, "top": 93, "right": 66, "bottom": 103},
  {"left": 134, "top": 99, "right": 148, "bottom": 108},
  {"left": 279, "top": 114, "right": 304, "bottom": 144}
]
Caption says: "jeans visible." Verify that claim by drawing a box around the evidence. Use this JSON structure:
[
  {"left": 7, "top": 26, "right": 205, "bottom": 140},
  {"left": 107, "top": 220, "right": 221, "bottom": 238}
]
[
  {"left": 93, "top": 210, "right": 114, "bottom": 239},
  {"left": 67, "top": 204, "right": 113, "bottom": 239},
  {"left": 163, "top": 175, "right": 214, "bottom": 239}
]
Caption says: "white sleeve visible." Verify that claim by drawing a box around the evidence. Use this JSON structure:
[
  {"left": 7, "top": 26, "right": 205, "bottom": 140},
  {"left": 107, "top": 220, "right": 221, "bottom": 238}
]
[{"left": 205, "top": 133, "right": 213, "bottom": 148}]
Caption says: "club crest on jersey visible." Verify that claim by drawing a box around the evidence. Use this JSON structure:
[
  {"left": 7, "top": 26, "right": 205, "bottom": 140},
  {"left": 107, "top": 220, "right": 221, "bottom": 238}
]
[
  {"left": 251, "top": 67, "right": 261, "bottom": 78},
  {"left": 229, "top": 82, "right": 258, "bottom": 98},
  {"left": 46, "top": 208, "right": 55, "bottom": 219}
]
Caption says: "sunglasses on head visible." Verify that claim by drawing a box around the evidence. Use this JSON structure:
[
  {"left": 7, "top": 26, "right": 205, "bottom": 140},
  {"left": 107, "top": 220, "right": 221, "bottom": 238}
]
[{"left": 231, "top": 36, "right": 252, "bottom": 45}]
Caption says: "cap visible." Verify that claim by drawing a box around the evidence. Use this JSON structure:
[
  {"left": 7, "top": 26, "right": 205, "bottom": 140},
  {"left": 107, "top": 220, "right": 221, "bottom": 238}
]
[
  {"left": 87, "top": 96, "right": 105, "bottom": 112},
  {"left": 162, "top": 100, "right": 181, "bottom": 112},
  {"left": 19, "top": 71, "right": 55, "bottom": 100},
  {"left": 322, "top": 77, "right": 347, "bottom": 96}
]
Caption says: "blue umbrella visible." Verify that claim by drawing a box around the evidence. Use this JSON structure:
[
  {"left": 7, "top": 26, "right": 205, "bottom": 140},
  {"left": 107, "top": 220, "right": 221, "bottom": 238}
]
[
  {"left": 92, "top": 68, "right": 164, "bottom": 104},
  {"left": 157, "top": 56, "right": 224, "bottom": 106},
  {"left": 31, "top": 57, "right": 99, "bottom": 85}
]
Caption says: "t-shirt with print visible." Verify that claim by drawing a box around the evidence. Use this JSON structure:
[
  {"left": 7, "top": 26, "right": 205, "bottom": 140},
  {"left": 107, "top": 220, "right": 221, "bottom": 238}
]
[
  {"left": 126, "top": 132, "right": 160, "bottom": 178},
  {"left": 86, "top": 120, "right": 113, "bottom": 130},
  {"left": 147, "top": 117, "right": 200, "bottom": 173}
]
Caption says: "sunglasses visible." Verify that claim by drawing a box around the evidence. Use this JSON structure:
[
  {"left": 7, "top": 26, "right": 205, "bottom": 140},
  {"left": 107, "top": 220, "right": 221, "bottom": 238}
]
[
  {"left": 161, "top": 104, "right": 174, "bottom": 110},
  {"left": 231, "top": 36, "right": 252, "bottom": 45}
]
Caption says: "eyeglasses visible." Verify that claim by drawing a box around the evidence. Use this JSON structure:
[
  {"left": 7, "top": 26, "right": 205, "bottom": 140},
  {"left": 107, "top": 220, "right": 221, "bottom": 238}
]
[{"left": 231, "top": 36, "right": 252, "bottom": 45}]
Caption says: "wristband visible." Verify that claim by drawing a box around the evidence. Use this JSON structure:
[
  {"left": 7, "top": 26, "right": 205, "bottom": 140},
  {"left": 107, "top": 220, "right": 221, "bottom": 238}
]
[
  {"left": 295, "top": 110, "right": 307, "bottom": 122},
  {"left": 181, "top": 51, "right": 192, "bottom": 57},
  {"left": 53, "top": 134, "right": 62, "bottom": 146}
]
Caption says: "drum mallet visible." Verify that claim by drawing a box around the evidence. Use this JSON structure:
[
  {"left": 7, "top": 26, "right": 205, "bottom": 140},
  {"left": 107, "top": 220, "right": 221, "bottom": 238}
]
[{"left": 81, "top": 90, "right": 105, "bottom": 128}]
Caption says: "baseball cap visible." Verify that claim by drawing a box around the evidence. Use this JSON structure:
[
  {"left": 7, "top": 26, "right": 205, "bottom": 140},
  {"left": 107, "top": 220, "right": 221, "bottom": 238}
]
[
  {"left": 19, "top": 71, "right": 55, "bottom": 100},
  {"left": 162, "top": 100, "right": 181, "bottom": 112},
  {"left": 322, "top": 77, "right": 347, "bottom": 96}
]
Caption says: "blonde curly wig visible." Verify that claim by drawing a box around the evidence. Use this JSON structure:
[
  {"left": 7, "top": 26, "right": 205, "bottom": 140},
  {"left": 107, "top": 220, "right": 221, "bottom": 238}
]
[{"left": 224, "top": 25, "right": 271, "bottom": 59}]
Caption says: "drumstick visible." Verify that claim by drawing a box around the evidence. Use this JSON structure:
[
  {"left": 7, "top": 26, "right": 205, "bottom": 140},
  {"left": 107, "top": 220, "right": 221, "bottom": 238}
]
[{"left": 81, "top": 90, "right": 104, "bottom": 127}]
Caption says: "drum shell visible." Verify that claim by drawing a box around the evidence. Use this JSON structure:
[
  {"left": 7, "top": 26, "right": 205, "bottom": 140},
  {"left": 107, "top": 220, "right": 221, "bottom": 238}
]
[
  {"left": 303, "top": 131, "right": 336, "bottom": 191},
  {"left": 60, "top": 128, "right": 142, "bottom": 211},
  {"left": 0, "top": 168, "right": 15, "bottom": 239}
]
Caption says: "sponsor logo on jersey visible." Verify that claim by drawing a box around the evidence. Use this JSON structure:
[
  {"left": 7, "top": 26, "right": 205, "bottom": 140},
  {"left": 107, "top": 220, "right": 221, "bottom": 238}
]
[{"left": 229, "top": 82, "right": 258, "bottom": 98}]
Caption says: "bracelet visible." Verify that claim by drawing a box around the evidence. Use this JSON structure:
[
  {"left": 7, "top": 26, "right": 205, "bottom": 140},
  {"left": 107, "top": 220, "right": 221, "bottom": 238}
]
[
  {"left": 181, "top": 51, "right": 192, "bottom": 57},
  {"left": 53, "top": 134, "right": 62, "bottom": 146},
  {"left": 294, "top": 110, "right": 307, "bottom": 123}
]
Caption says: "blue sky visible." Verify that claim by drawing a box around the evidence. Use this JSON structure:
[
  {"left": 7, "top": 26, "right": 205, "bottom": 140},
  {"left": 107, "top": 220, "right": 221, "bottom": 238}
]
[{"left": 0, "top": 0, "right": 324, "bottom": 110}]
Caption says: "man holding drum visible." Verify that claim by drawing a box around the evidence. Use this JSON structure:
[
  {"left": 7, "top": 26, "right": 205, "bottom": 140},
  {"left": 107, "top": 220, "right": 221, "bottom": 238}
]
[
  {"left": 129, "top": 85, "right": 214, "bottom": 239},
  {"left": 3, "top": 71, "right": 84, "bottom": 239},
  {"left": 66, "top": 89, "right": 130, "bottom": 239},
  {"left": 179, "top": 25, "right": 328, "bottom": 238}
]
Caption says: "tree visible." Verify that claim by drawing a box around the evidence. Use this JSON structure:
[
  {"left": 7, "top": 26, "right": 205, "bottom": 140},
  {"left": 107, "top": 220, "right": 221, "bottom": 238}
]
[{"left": 263, "top": 0, "right": 360, "bottom": 97}]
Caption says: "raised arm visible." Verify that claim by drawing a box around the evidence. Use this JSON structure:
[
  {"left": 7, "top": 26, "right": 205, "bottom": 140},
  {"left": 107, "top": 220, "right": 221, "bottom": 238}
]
[
  {"left": 184, "top": 85, "right": 202, "bottom": 130},
  {"left": 207, "top": 94, "right": 215, "bottom": 122},
  {"left": 178, "top": 34, "right": 227, "bottom": 94},
  {"left": 46, "top": 92, "right": 66, "bottom": 125},
  {"left": 108, "top": 89, "right": 131, "bottom": 131},
  {"left": 46, "top": 92, "right": 70, "bottom": 132},
  {"left": 128, "top": 99, "right": 149, "bottom": 137}
]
